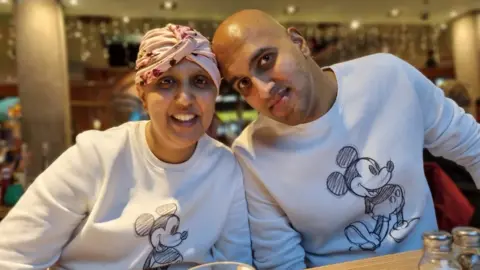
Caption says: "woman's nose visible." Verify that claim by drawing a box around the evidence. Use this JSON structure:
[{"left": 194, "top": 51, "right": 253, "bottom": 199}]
[{"left": 175, "top": 87, "right": 195, "bottom": 107}]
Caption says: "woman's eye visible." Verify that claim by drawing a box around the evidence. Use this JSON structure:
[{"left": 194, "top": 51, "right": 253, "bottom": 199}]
[
  {"left": 156, "top": 77, "right": 175, "bottom": 89},
  {"left": 194, "top": 76, "right": 209, "bottom": 88}
]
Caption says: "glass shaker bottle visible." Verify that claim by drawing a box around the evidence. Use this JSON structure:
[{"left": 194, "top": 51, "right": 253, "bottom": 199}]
[
  {"left": 419, "top": 230, "right": 462, "bottom": 270},
  {"left": 452, "top": 226, "right": 480, "bottom": 270}
]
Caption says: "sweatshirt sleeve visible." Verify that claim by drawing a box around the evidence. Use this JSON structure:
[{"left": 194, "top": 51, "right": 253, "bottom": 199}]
[
  {"left": 212, "top": 161, "right": 253, "bottom": 266},
  {"left": 396, "top": 54, "right": 480, "bottom": 188},
  {"left": 234, "top": 147, "right": 306, "bottom": 270},
  {"left": 0, "top": 133, "right": 101, "bottom": 269}
]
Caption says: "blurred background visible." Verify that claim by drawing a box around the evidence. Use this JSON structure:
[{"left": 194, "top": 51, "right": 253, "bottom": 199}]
[{"left": 0, "top": 0, "right": 478, "bottom": 196}]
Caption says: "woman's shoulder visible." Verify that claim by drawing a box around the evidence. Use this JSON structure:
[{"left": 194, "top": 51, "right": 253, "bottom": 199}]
[
  {"left": 201, "top": 135, "right": 241, "bottom": 169},
  {"left": 202, "top": 135, "right": 235, "bottom": 158},
  {"left": 74, "top": 121, "right": 144, "bottom": 158}
]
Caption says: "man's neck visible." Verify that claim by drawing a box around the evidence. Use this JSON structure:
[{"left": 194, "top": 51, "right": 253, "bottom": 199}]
[{"left": 304, "top": 59, "right": 338, "bottom": 123}]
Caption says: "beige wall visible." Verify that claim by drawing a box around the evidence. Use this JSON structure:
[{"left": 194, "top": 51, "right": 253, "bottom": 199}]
[
  {"left": 0, "top": 15, "right": 455, "bottom": 84},
  {"left": 451, "top": 10, "right": 480, "bottom": 113}
]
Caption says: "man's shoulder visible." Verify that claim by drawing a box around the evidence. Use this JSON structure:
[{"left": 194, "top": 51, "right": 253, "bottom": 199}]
[
  {"left": 232, "top": 121, "right": 256, "bottom": 158},
  {"left": 202, "top": 134, "right": 240, "bottom": 167},
  {"left": 331, "top": 53, "right": 407, "bottom": 77},
  {"left": 231, "top": 117, "right": 269, "bottom": 159},
  {"left": 342, "top": 53, "right": 405, "bottom": 67}
]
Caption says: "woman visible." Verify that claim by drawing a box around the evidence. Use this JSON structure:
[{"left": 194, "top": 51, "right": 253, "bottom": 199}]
[{"left": 0, "top": 24, "right": 252, "bottom": 269}]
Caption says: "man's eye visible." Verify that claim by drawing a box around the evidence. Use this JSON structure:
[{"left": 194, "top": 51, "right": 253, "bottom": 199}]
[
  {"left": 260, "top": 55, "right": 271, "bottom": 66},
  {"left": 258, "top": 53, "right": 275, "bottom": 68},
  {"left": 237, "top": 78, "right": 251, "bottom": 91}
]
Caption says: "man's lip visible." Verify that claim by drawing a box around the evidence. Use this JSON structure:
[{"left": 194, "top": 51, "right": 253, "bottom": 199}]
[{"left": 268, "top": 87, "right": 290, "bottom": 108}]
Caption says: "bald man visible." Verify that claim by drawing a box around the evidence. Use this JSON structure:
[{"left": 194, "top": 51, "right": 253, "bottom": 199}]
[{"left": 212, "top": 9, "right": 480, "bottom": 269}]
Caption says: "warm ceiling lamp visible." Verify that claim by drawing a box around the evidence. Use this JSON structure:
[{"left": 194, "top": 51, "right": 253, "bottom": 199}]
[
  {"left": 449, "top": 10, "right": 458, "bottom": 18},
  {"left": 388, "top": 8, "right": 400, "bottom": 17},
  {"left": 69, "top": 0, "right": 78, "bottom": 5},
  {"left": 350, "top": 20, "right": 360, "bottom": 30},
  {"left": 0, "top": 0, "right": 8, "bottom": 4},
  {"left": 285, "top": 5, "right": 297, "bottom": 15},
  {"left": 160, "top": 0, "right": 177, "bottom": 11}
]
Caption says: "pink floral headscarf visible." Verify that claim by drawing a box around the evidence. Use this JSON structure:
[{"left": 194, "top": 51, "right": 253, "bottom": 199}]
[{"left": 135, "top": 24, "right": 221, "bottom": 92}]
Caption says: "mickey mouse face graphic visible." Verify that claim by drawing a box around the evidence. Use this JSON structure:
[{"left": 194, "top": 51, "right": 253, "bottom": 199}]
[
  {"left": 152, "top": 215, "right": 188, "bottom": 250},
  {"left": 135, "top": 203, "right": 188, "bottom": 270},
  {"left": 328, "top": 146, "right": 394, "bottom": 198},
  {"left": 346, "top": 157, "right": 394, "bottom": 198}
]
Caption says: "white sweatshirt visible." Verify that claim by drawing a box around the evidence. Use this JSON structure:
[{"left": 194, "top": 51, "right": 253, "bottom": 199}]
[
  {"left": 0, "top": 121, "right": 252, "bottom": 269},
  {"left": 233, "top": 53, "right": 480, "bottom": 269}
]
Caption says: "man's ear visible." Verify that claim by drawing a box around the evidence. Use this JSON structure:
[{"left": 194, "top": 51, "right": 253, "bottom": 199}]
[{"left": 287, "top": 27, "right": 310, "bottom": 56}]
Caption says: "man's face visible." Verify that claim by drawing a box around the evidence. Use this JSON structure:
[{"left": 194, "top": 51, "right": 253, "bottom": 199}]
[{"left": 214, "top": 27, "right": 313, "bottom": 125}]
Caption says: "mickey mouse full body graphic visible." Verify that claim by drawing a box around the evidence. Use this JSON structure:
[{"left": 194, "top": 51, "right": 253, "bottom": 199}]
[
  {"left": 326, "top": 146, "right": 419, "bottom": 251},
  {"left": 134, "top": 203, "right": 188, "bottom": 270}
]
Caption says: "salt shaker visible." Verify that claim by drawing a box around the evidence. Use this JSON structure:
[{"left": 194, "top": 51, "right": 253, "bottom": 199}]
[
  {"left": 452, "top": 226, "right": 480, "bottom": 270},
  {"left": 419, "top": 230, "right": 462, "bottom": 270}
]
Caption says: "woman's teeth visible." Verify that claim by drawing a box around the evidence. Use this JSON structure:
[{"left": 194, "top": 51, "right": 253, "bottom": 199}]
[{"left": 172, "top": 114, "right": 196, "bottom": 122}]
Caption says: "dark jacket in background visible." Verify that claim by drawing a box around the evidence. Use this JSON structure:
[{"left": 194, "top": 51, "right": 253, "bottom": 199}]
[{"left": 424, "top": 149, "right": 480, "bottom": 227}]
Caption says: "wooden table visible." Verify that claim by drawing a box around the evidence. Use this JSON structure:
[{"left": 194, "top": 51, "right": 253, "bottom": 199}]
[{"left": 311, "top": 250, "right": 422, "bottom": 269}]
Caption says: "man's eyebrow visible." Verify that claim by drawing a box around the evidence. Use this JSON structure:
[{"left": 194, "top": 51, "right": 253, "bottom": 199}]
[{"left": 248, "top": 47, "right": 274, "bottom": 70}]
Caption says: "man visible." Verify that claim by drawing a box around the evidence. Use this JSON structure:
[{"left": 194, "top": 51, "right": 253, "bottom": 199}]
[{"left": 212, "top": 9, "right": 480, "bottom": 269}]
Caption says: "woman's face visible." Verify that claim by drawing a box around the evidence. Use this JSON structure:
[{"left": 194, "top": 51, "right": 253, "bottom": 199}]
[{"left": 138, "top": 59, "right": 217, "bottom": 149}]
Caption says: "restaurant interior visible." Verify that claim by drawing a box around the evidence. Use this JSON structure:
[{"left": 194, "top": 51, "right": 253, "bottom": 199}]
[{"left": 0, "top": 0, "right": 478, "bottom": 268}]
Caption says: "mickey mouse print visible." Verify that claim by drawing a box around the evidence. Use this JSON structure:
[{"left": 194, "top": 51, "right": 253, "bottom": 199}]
[
  {"left": 326, "top": 146, "right": 420, "bottom": 251},
  {"left": 134, "top": 203, "right": 188, "bottom": 270}
]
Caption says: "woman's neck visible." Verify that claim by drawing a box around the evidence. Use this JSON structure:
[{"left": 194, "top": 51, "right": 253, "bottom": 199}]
[{"left": 145, "top": 121, "right": 196, "bottom": 164}]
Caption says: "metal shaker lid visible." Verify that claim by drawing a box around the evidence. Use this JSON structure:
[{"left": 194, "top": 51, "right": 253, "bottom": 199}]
[
  {"left": 452, "top": 226, "right": 480, "bottom": 248},
  {"left": 423, "top": 230, "right": 453, "bottom": 252}
]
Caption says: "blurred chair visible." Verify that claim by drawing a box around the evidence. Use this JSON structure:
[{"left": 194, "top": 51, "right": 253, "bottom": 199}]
[{"left": 424, "top": 162, "right": 474, "bottom": 231}]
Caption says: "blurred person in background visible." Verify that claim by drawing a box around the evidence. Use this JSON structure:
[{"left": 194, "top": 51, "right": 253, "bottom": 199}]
[
  {"left": 212, "top": 9, "right": 480, "bottom": 269},
  {"left": 0, "top": 24, "right": 251, "bottom": 269},
  {"left": 424, "top": 79, "right": 480, "bottom": 227},
  {"left": 476, "top": 97, "right": 480, "bottom": 122}
]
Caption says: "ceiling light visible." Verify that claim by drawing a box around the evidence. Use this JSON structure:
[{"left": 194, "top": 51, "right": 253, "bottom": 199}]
[
  {"left": 440, "top": 23, "right": 447, "bottom": 30},
  {"left": 285, "top": 5, "right": 297, "bottom": 15},
  {"left": 164, "top": 1, "right": 173, "bottom": 9},
  {"left": 0, "top": 0, "right": 8, "bottom": 4},
  {"left": 350, "top": 20, "right": 360, "bottom": 30},
  {"left": 389, "top": 8, "right": 400, "bottom": 17},
  {"left": 160, "top": 0, "right": 177, "bottom": 10},
  {"left": 449, "top": 10, "right": 458, "bottom": 18},
  {"left": 122, "top": 16, "right": 130, "bottom": 24},
  {"left": 69, "top": 0, "right": 78, "bottom": 5}
]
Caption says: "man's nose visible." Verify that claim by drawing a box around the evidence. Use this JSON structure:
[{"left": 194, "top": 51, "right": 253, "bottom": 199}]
[{"left": 251, "top": 77, "right": 274, "bottom": 99}]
